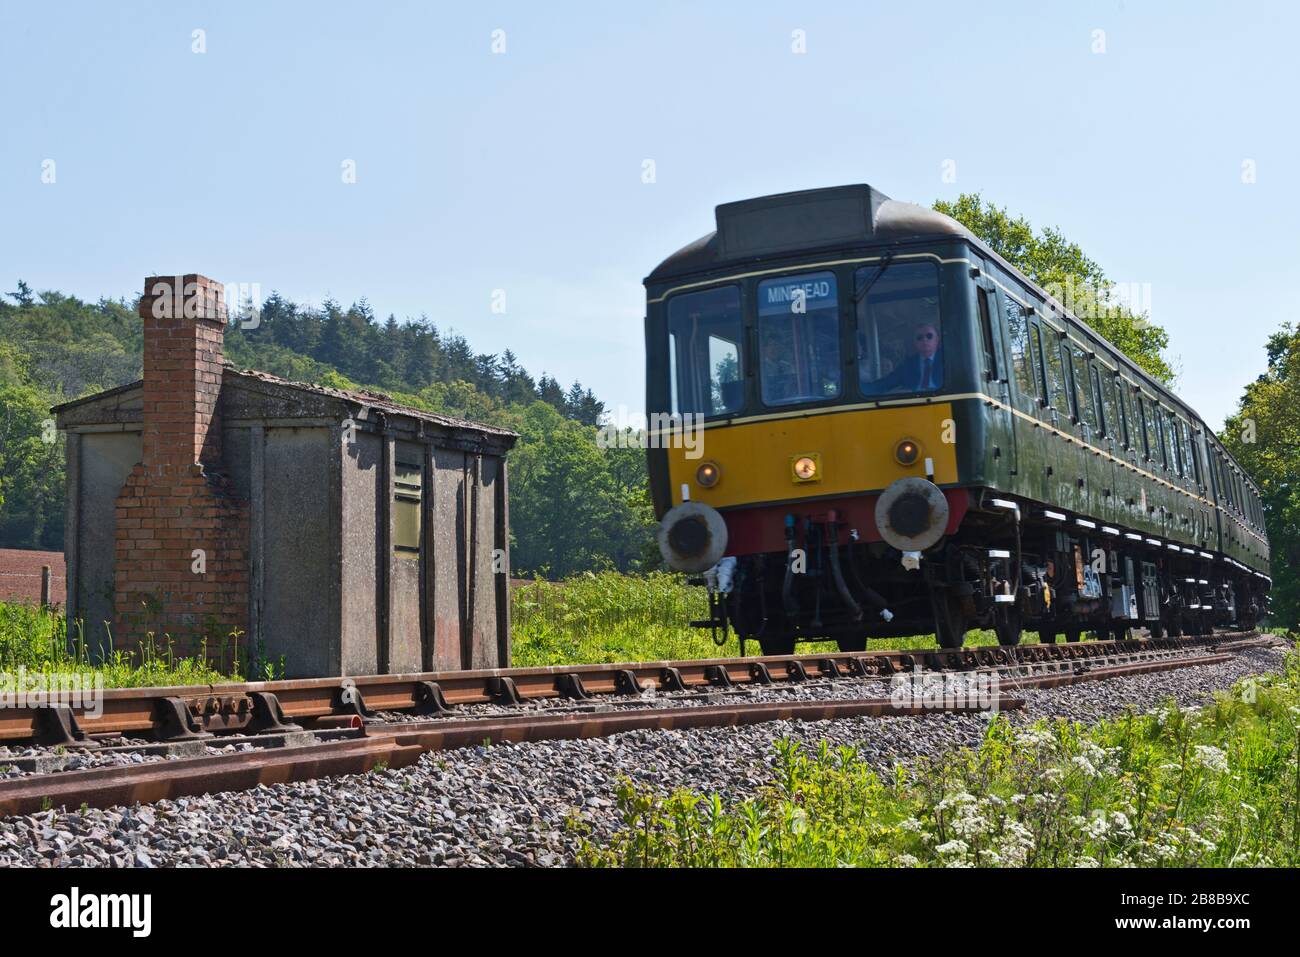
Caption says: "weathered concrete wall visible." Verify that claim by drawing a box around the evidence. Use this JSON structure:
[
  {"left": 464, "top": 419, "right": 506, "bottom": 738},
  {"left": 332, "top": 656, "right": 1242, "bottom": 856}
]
[
  {"left": 71, "top": 431, "right": 141, "bottom": 654},
  {"left": 339, "top": 429, "right": 382, "bottom": 675},
  {"left": 260, "top": 426, "right": 337, "bottom": 677}
]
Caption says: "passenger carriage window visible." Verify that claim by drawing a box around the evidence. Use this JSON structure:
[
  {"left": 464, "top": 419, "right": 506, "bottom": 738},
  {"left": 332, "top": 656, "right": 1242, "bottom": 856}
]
[
  {"left": 667, "top": 285, "right": 744, "bottom": 416},
  {"left": 1139, "top": 395, "right": 1156, "bottom": 461},
  {"left": 1031, "top": 324, "right": 1049, "bottom": 404},
  {"left": 1159, "top": 408, "right": 1170, "bottom": 470},
  {"left": 855, "top": 261, "right": 943, "bottom": 397},
  {"left": 1117, "top": 380, "right": 1133, "bottom": 449},
  {"left": 1165, "top": 411, "right": 1183, "bottom": 476},
  {"left": 1098, "top": 369, "right": 1117, "bottom": 440},
  {"left": 757, "top": 271, "right": 840, "bottom": 407},
  {"left": 1179, "top": 421, "right": 1196, "bottom": 484},
  {"left": 1044, "top": 332, "right": 1071, "bottom": 417},
  {"left": 1003, "top": 295, "right": 1036, "bottom": 400},
  {"left": 1069, "top": 345, "right": 1096, "bottom": 429}
]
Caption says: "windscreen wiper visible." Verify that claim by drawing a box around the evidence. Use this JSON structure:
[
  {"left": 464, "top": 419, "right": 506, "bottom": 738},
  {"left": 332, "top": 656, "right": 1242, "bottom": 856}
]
[{"left": 850, "top": 251, "right": 895, "bottom": 305}]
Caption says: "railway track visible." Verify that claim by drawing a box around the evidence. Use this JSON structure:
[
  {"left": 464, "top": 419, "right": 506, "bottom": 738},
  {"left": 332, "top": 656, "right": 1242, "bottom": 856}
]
[
  {"left": 0, "top": 630, "right": 1282, "bottom": 816},
  {"left": 0, "top": 630, "right": 1275, "bottom": 747}
]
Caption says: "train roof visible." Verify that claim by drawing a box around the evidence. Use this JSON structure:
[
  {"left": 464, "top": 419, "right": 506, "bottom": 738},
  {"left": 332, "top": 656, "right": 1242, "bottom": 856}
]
[{"left": 645, "top": 184, "right": 975, "bottom": 282}]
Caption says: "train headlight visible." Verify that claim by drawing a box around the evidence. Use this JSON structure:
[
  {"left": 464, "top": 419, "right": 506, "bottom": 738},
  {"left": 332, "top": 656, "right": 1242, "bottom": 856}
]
[
  {"left": 894, "top": 438, "right": 921, "bottom": 466},
  {"left": 696, "top": 461, "right": 721, "bottom": 487},
  {"left": 791, "top": 454, "right": 820, "bottom": 483}
]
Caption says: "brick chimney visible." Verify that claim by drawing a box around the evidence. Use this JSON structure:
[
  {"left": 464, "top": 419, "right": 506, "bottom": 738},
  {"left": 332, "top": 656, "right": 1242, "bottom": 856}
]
[
  {"left": 139, "top": 275, "right": 227, "bottom": 470},
  {"left": 113, "top": 275, "right": 249, "bottom": 652}
]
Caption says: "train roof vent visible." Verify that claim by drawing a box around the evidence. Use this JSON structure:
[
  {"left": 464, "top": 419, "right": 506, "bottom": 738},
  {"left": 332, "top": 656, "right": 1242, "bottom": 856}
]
[{"left": 715, "top": 185, "right": 890, "bottom": 259}]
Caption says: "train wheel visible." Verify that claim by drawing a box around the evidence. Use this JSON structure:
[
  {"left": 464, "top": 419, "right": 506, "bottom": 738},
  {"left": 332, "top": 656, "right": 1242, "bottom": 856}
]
[
  {"left": 1167, "top": 612, "right": 1183, "bottom": 638},
  {"left": 759, "top": 636, "right": 796, "bottom": 656},
  {"left": 836, "top": 637, "right": 867, "bottom": 653},
  {"left": 1148, "top": 620, "right": 1164, "bottom": 640},
  {"left": 1038, "top": 629, "right": 1058, "bottom": 645},
  {"left": 1064, "top": 626, "right": 1083, "bottom": 643},
  {"left": 993, "top": 607, "right": 1022, "bottom": 647},
  {"left": 931, "top": 590, "right": 967, "bottom": 649}
]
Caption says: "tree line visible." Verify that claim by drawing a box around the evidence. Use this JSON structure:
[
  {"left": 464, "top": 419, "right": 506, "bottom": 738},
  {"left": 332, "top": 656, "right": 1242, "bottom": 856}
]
[{"left": 0, "top": 282, "right": 655, "bottom": 576}]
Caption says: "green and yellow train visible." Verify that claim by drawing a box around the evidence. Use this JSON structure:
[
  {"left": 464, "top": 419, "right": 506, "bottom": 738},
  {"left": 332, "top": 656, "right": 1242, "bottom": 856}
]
[{"left": 644, "top": 184, "right": 1270, "bottom": 654}]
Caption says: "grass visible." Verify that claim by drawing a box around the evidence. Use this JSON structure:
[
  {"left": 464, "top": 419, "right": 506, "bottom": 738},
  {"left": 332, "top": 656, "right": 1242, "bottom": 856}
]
[
  {"left": 575, "top": 642, "right": 1300, "bottom": 867},
  {"left": 510, "top": 570, "right": 988, "bottom": 666},
  {"left": 0, "top": 601, "right": 242, "bottom": 687},
  {"left": 2, "top": 570, "right": 1009, "bottom": 681}
]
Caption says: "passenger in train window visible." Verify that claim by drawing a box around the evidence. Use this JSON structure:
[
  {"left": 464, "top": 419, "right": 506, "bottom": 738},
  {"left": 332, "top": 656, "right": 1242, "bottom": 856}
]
[{"left": 872, "top": 321, "right": 943, "bottom": 393}]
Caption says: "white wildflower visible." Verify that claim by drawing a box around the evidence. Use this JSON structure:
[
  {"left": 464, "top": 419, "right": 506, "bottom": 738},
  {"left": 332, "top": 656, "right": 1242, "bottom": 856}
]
[
  {"left": 1194, "top": 745, "right": 1229, "bottom": 774},
  {"left": 1071, "top": 755, "right": 1099, "bottom": 778}
]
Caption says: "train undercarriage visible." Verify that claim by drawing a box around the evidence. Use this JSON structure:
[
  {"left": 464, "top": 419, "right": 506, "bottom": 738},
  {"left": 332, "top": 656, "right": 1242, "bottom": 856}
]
[{"left": 687, "top": 494, "right": 1268, "bottom": 656}]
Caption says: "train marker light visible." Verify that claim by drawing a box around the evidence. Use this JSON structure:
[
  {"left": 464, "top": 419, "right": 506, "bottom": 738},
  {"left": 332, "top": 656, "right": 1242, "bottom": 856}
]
[
  {"left": 791, "top": 454, "right": 821, "bottom": 482},
  {"left": 894, "top": 438, "right": 920, "bottom": 466},
  {"left": 696, "top": 461, "right": 721, "bottom": 487}
]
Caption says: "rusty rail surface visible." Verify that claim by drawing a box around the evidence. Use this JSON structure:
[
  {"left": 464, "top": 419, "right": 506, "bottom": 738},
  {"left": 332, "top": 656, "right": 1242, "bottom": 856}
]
[
  {"left": 0, "top": 631, "right": 1275, "bottom": 746},
  {"left": 0, "top": 695, "right": 1023, "bottom": 815}
]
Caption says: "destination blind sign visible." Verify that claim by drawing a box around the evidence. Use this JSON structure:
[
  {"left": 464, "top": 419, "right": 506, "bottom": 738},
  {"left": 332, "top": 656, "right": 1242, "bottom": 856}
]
[{"left": 758, "top": 272, "right": 837, "bottom": 316}]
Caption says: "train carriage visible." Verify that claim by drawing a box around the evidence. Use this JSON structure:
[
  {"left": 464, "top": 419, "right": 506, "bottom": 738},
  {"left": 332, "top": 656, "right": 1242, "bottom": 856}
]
[{"left": 644, "top": 184, "right": 1270, "bottom": 654}]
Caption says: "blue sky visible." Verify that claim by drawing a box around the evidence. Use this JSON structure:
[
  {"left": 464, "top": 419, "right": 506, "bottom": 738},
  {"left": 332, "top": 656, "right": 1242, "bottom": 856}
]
[{"left": 2, "top": 0, "right": 1296, "bottom": 430}]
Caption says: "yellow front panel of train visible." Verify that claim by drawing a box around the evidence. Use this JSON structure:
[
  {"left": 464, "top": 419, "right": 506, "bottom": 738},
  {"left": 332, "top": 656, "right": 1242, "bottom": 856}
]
[{"left": 668, "top": 404, "right": 958, "bottom": 508}]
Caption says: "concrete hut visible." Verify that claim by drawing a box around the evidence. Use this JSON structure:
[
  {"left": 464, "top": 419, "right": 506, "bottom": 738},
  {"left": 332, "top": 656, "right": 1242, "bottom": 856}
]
[{"left": 54, "top": 274, "right": 517, "bottom": 678}]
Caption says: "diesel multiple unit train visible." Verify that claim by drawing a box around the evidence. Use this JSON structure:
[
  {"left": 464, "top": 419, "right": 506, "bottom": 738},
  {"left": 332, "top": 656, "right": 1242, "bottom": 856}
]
[{"left": 645, "top": 184, "right": 1270, "bottom": 654}]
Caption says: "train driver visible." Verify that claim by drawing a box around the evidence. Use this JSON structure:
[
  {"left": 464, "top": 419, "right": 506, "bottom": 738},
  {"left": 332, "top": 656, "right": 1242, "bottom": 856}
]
[{"left": 876, "top": 321, "right": 943, "bottom": 392}]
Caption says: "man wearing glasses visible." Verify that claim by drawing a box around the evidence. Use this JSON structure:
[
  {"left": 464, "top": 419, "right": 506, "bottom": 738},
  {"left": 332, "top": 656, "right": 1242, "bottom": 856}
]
[{"left": 875, "top": 321, "right": 943, "bottom": 393}]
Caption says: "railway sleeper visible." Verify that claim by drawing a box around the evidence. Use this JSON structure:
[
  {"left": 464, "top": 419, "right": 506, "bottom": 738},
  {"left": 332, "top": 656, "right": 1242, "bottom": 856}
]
[
  {"left": 414, "top": 680, "right": 455, "bottom": 716},
  {"left": 245, "top": 691, "right": 303, "bottom": 736},
  {"left": 152, "top": 696, "right": 213, "bottom": 742},
  {"left": 32, "top": 705, "right": 98, "bottom": 750}
]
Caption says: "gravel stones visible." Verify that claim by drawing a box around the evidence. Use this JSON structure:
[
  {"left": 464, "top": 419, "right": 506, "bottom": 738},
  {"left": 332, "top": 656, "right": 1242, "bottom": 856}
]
[{"left": 0, "top": 644, "right": 1286, "bottom": 867}]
